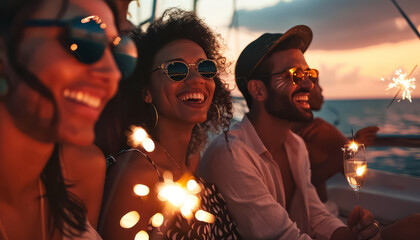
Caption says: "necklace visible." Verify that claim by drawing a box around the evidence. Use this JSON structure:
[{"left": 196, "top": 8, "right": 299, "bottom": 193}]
[
  {"left": 0, "top": 179, "right": 46, "bottom": 240},
  {"left": 158, "top": 144, "right": 182, "bottom": 169}
]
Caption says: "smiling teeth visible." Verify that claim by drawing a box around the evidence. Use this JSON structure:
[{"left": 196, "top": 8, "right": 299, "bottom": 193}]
[
  {"left": 64, "top": 89, "right": 101, "bottom": 108},
  {"left": 294, "top": 95, "right": 308, "bottom": 101},
  {"left": 179, "top": 92, "right": 205, "bottom": 103}
]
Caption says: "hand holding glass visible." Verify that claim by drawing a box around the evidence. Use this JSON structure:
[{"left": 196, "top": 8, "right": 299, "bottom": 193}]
[{"left": 343, "top": 143, "right": 367, "bottom": 206}]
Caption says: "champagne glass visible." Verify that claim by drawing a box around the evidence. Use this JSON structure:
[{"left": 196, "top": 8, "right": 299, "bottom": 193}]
[{"left": 342, "top": 143, "right": 367, "bottom": 206}]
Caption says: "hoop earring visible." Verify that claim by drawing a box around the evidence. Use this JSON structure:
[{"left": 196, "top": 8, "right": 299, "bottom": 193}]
[
  {"left": 151, "top": 103, "right": 158, "bottom": 128},
  {"left": 0, "top": 76, "right": 9, "bottom": 99},
  {"left": 211, "top": 103, "right": 221, "bottom": 123}
]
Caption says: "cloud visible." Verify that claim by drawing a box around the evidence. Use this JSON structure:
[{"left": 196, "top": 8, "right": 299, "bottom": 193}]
[{"left": 234, "top": 0, "right": 420, "bottom": 50}]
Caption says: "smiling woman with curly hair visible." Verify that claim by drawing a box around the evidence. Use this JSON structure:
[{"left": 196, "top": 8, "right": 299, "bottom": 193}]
[{"left": 97, "top": 8, "right": 240, "bottom": 240}]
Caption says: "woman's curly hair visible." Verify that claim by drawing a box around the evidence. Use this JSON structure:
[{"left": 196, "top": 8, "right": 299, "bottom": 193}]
[{"left": 120, "top": 8, "right": 233, "bottom": 161}]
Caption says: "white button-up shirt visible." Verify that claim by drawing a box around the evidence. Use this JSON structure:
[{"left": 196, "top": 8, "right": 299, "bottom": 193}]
[{"left": 197, "top": 116, "right": 345, "bottom": 240}]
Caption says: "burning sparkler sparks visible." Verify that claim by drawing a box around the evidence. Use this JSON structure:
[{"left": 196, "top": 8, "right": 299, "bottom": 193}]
[
  {"left": 120, "top": 211, "right": 140, "bottom": 228},
  {"left": 128, "top": 126, "right": 155, "bottom": 152},
  {"left": 349, "top": 141, "right": 359, "bottom": 152},
  {"left": 381, "top": 65, "right": 417, "bottom": 104},
  {"left": 124, "top": 125, "right": 217, "bottom": 238}
]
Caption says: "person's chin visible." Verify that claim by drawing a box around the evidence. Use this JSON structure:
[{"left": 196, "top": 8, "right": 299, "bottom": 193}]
[{"left": 58, "top": 125, "right": 95, "bottom": 146}]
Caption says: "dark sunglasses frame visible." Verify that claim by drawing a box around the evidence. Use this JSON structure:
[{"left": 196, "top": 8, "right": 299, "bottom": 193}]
[
  {"left": 152, "top": 59, "right": 218, "bottom": 82},
  {"left": 25, "top": 15, "right": 137, "bottom": 78},
  {"left": 256, "top": 67, "right": 319, "bottom": 85}
]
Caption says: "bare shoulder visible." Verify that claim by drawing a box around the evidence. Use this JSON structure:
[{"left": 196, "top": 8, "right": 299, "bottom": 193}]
[
  {"left": 299, "top": 118, "right": 347, "bottom": 146},
  {"left": 101, "top": 150, "right": 162, "bottom": 238},
  {"left": 107, "top": 150, "right": 160, "bottom": 189}
]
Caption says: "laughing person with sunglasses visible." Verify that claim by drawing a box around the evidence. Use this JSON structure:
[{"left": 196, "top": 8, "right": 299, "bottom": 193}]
[
  {"left": 0, "top": 0, "right": 137, "bottom": 239},
  {"left": 97, "top": 9, "right": 240, "bottom": 239},
  {"left": 197, "top": 25, "right": 382, "bottom": 240}
]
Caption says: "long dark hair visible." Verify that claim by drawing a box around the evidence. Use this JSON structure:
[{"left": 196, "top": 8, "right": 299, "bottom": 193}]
[
  {"left": 97, "top": 8, "right": 233, "bottom": 161},
  {"left": 0, "top": 0, "right": 118, "bottom": 237}
]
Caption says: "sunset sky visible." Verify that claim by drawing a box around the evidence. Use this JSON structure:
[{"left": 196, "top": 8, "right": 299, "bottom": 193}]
[{"left": 128, "top": 0, "right": 420, "bottom": 100}]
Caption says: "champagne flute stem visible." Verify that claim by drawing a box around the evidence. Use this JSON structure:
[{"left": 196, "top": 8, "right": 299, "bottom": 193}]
[
  {"left": 356, "top": 190, "right": 360, "bottom": 206},
  {"left": 356, "top": 190, "right": 363, "bottom": 217}
]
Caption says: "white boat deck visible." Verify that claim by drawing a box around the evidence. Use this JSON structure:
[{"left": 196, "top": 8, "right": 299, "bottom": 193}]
[{"left": 327, "top": 169, "right": 420, "bottom": 225}]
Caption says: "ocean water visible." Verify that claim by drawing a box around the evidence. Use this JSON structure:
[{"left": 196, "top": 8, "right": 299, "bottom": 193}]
[
  {"left": 232, "top": 97, "right": 420, "bottom": 177},
  {"left": 314, "top": 99, "right": 420, "bottom": 177}
]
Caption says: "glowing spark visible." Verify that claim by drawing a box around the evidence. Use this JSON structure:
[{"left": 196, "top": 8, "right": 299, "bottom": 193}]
[
  {"left": 195, "top": 210, "right": 215, "bottom": 223},
  {"left": 134, "top": 231, "right": 149, "bottom": 240},
  {"left": 158, "top": 183, "right": 187, "bottom": 207},
  {"left": 187, "top": 180, "right": 198, "bottom": 191},
  {"left": 151, "top": 213, "right": 164, "bottom": 227},
  {"left": 349, "top": 141, "right": 359, "bottom": 152},
  {"left": 133, "top": 184, "right": 150, "bottom": 196},
  {"left": 113, "top": 36, "right": 121, "bottom": 46},
  {"left": 157, "top": 177, "right": 201, "bottom": 219},
  {"left": 128, "top": 126, "right": 155, "bottom": 152},
  {"left": 381, "top": 67, "right": 416, "bottom": 102},
  {"left": 81, "top": 15, "right": 102, "bottom": 24},
  {"left": 131, "top": 126, "right": 147, "bottom": 144},
  {"left": 120, "top": 211, "right": 140, "bottom": 228},
  {"left": 180, "top": 205, "right": 193, "bottom": 218},
  {"left": 70, "top": 43, "right": 78, "bottom": 51},
  {"left": 142, "top": 138, "right": 155, "bottom": 152},
  {"left": 356, "top": 165, "right": 367, "bottom": 176}
]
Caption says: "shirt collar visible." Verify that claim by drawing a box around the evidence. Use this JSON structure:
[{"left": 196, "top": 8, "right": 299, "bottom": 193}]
[{"left": 237, "top": 115, "right": 270, "bottom": 156}]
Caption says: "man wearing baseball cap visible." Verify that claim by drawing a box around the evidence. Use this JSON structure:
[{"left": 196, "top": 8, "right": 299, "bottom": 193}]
[{"left": 197, "top": 25, "right": 381, "bottom": 239}]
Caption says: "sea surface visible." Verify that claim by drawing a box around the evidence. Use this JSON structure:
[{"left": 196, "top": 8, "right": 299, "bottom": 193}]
[
  {"left": 315, "top": 99, "right": 420, "bottom": 178},
  {"left": 232, "top": 97, "right": 420, "bottom": 177}
]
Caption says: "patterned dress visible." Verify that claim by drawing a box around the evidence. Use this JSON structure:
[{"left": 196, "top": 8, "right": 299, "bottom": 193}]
[{"left": 106, "top": 151, "right": 241, "bottom": 240}]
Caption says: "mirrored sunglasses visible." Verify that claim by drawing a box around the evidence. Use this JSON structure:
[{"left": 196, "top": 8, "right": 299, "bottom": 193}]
[
  {"left": 25, "top": 15, "right": 138, "bottom": 78},
  {"left": 152, "top": 59, "right": 218, "bottom": 82},
  {"left": 288, "top": 67, "right": 319, "bottom": 85}
]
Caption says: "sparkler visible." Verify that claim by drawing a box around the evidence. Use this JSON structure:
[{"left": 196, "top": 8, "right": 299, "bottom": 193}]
[
  {"left": 120, "top": 125, "right": 216, "bottom": 239},
  {"left": 381, "top": 65, "right": 417, "bottom": 105},
  {"left": 378, "top": 65, "right": 417, "bottom": 125}
]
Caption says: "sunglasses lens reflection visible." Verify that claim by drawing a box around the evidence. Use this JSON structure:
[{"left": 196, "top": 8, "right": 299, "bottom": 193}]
[
  {"left": 113, "top": 36, "right": 138, "bottom": 78},
  {"left": 292, "top": 68, "right": 318, "bottom": 84},
  {"left": 69, "top": 18, "right": 107, "bottom": 64},
  {"left": 167, "top": 62, "right": 189, "bottom": 81},
  {"left": 197, "top": 60, "right": 217, "bottom": 79},
  {"left": 308, "top": 69, "right": 319, "bottom": 80},
  {"left": 165, "top": 60, "right": 217, "bottom": 82}
]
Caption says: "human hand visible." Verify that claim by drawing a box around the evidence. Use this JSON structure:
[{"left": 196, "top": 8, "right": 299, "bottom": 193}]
[
  {"left": 354, "top": 126, "right": 380, "bottom": 147},
  {"left": 347, "top": 206, "right": 382, "bottom": 240}
]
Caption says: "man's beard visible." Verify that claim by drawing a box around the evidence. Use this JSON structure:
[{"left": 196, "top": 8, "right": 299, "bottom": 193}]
[{"left": 265, "top": 87, "right": 313, "bottom": 123}]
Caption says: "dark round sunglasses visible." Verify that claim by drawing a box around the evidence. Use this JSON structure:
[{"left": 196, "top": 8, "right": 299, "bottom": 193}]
[
  {"left": 152, "top": 59, "right": 218, "bottom": 82},
  {"left": 25, "top": 15, "right": 138, "bottom": 78}
]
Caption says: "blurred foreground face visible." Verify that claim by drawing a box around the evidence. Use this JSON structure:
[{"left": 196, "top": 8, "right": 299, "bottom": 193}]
[{"left": 15, "top": 0, "right": 121, "bottom": 145}]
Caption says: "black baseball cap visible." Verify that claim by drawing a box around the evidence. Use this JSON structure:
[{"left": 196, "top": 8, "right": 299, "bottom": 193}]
[{"left": 235, "top": 25, "right": 313, "bottom": 89}]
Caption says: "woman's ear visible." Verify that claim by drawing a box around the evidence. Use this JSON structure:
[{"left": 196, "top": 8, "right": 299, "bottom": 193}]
[
  {"left": 142, "top": 89, "right": 153, "bottom": 103},
  {"left": 247, "top": 80, "right": 267, "bottom": 103}
]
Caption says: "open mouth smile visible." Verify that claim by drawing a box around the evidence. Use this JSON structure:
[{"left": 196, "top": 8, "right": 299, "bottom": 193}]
[
  {"left": 177, "top": 92, "right": 207, "bottom": 104},
  {"left": 293, "top": 93, "right": 310, "bottom": 109},
  {"left": 64, "top": 89, "right": 102, "bottom": 109}
]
